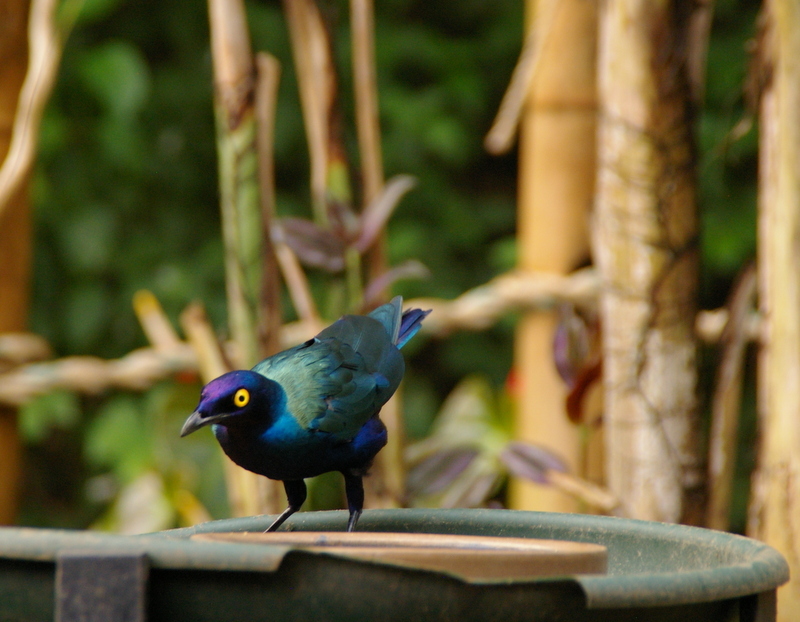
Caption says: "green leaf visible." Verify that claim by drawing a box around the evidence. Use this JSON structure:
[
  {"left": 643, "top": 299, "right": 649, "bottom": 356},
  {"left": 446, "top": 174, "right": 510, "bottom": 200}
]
[
  {"left": 19, "top": 391, "right": 81, "bottom": 443},
  {"left": 74, "top": 0, "right": 127, "bottom": 26},
  {"left": 84, "top": 395, "right": 152, "bottom": 482},
  {"left": 60, "top": 208, "right": 119, "bottom": 272},
  {"left": 63, "top": 283, "right": 108, "bottom": 351},
  {"left": 78, "top": 40, "right": 151, "bottom": 119}
]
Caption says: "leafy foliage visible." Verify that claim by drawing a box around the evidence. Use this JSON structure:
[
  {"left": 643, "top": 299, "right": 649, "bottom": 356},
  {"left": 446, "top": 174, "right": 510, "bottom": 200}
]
[{"left": 406, "top": 375, "right": 569, "bottom": 509}]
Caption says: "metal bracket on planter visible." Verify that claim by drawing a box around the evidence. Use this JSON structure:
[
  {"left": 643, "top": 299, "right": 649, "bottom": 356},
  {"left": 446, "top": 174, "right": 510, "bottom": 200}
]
[{"left": 56, "top": 550, "right": 149, "bottom": 622}]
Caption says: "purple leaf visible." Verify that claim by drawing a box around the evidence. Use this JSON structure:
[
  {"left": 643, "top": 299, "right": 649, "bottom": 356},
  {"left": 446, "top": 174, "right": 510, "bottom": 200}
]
[
  {"left": 327, "top": 198, "right": 360, "bottom": 242},
  {"left": 452, "top": 472, "right": 502, "bottom": 508},
  {"left": 354, "top": 175, "right": 416, "bottom": 252},
  {"left": 552, "top": 304, "right": 592, "bottom": 388},
  {"left": 407, "top": 447, "right": 479, "bottom": 496},
  {"left": 499, "top": 441, "right": 567, "bottom": 484},
  {"left": 279, "top": 217, "right": 346, "bottom": 272}
]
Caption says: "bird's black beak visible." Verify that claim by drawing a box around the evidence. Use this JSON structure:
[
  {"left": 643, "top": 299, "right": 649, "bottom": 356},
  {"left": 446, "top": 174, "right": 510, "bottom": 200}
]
[{"left": 181, "top": 411, "right": 209, "bottom": 437}]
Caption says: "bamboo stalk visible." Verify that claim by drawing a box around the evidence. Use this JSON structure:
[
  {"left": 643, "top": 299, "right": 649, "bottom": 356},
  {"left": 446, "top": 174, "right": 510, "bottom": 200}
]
[
  {"left": 207, "top": 0, "right": 279, "bottom": 518},
  {"left": 510, "top": 0, "right": 598, "bottom": 513},
  {"left": 208, "top": 0, "right": 262, "bottom": 368},
  {"left": 594, "top": 0, "right": 705, "bottom": 522},
  {"left": 748, "top": 1, "right": 800, "bottom": 617}
]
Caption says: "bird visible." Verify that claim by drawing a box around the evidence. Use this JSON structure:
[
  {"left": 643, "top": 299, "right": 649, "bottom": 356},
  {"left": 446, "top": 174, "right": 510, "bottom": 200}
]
[{"left": 180, "top": 297, "right": 429, "bottom": 532}]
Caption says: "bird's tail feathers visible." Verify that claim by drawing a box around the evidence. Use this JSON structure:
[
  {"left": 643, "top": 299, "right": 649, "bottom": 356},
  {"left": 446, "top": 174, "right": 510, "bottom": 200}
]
[
  {"left": 368, "top": 296, "right": 430, "bottom": 348},
  {"left": 396, "top": 307, "right": 431, "bottom": 349}
]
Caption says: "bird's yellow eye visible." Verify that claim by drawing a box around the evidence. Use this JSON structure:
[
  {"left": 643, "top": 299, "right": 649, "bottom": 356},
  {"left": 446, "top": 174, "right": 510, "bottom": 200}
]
[{"left": 234, "top": 388, "right": 250, "bottom": 408}]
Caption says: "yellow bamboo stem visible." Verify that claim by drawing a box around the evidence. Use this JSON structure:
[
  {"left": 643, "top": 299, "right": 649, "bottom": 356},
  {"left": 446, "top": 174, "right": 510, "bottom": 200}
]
[
  {"left": 510, "top": 0, "right": 598, "bottom": 512},
  {"left": 749, "top": 1, "right": 800, "bottom": 617}
]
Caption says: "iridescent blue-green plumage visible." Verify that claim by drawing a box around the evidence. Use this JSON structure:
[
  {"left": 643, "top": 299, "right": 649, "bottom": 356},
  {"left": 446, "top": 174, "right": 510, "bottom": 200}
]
[{"left": 180, "top": 297, "right": 429, "bottom": 532}]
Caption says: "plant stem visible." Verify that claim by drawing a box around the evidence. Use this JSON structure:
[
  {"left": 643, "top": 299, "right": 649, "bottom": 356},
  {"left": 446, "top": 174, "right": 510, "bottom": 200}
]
[
  {"left": 255, "top": 52, "right": 283, "bottom": 358},
  {"left": 208, "top": 0, "right": 281, "bottom": 517}
]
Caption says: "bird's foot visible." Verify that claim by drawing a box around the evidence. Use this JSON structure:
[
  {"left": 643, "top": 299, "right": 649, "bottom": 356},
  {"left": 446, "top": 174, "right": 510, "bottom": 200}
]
[
  {"left": 346, "top": 509, "right": 362, "bottom": 532},
  {"left": 265, "top": 505, "right": 297, "bottom": 532}
]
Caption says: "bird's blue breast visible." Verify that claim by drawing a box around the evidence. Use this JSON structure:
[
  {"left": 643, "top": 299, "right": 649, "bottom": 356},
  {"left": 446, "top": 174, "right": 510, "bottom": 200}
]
[{"left": 214, "top": 409, "right": 387, "bottom": 481}]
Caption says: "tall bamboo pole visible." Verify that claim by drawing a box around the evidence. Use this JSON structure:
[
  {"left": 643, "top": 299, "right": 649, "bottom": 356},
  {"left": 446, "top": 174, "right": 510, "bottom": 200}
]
[
  {"left": 593, "top": 0, "right": 704, "bottom": 522},
  {"left": 208, "top": 0, "right": 281, "bottom": 517},
  {"left": 749, "top": 0, "right": 800, "bottom": 617},
  {"left": 0, "top": 0, "right": 31, "bottom": 525},
  {"left": 511, "top": 0, "right": 598, "bottom": 512}
]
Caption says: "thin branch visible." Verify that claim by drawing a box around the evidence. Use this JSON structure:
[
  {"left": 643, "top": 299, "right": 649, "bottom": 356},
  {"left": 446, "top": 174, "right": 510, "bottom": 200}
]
[
  {"left": 0, "top": 345, "right": 198, "bottom": 406},
  {"left": 483, "top": 0, "right": 561, "bottom": 155},
  {"left": 255, "top": 52, "right": 283, "bottom": 357},
  {"left": 271, "top": 223, "right": 322, "bottom": 328},
  {"left": 133, "top": 290, "right": 183, "bottom": 351},
  {"left": 0, "top": 0, "right": 63, "bottom": 219},
  {"left": 408, "top": 268, "right": 601, "bottom": 335},
  {"left": 282, "top": 0, "right": 337, "bottom": 225},
  {"left": 546, "top": 469, "right": 620, "bottom": 514},
  {"left": 178, "top": 302, "right": 230, "bottom": 381},
  {"left": 350, "top": 0, "right": 383, "bottom": 203},
  {"left": 351, "top": 0, "right": 389, "bottom": 292},
  {"left": 179, "top": 300, "right": 279, "bottom": 518},
  {"left": 0, "top": 269, "right": 760, "bottom": 406},
  {"left": 255, "top": 53, "right": 281, "bottom": 222},
  {"left": 0, "top": 333, "right": 51, "bottom": 369},
  {"left": 706, "top": 264, "right": 757, "bottom": 530},
  {"left": 686, "top": 0, "right": 715, "bottom": 103}
]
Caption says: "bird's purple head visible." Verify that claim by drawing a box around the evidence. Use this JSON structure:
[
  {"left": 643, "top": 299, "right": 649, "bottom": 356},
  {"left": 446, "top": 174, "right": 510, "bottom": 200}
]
[{"left": 180, "top": 370, "right": 275, "bottom": 437}]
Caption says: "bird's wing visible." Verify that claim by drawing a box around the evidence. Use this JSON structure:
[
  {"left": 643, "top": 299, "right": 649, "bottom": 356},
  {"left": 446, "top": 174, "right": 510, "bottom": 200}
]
[{"left": 253, "top": 317, "right": 404, "bottom": 441}]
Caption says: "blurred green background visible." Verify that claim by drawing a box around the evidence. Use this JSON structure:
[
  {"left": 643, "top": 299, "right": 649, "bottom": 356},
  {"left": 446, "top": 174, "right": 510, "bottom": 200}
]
[{"left": 21, "top": 0, "right": 759, "bottom": 532}]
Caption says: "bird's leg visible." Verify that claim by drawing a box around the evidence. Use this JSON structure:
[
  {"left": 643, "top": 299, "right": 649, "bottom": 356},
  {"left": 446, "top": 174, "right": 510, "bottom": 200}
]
[
  {"left": 343, "top": 473, "right": 365, "bottom": 532},
  {"left": 265, "top": 479, "right": 307, "bottom": 532}
]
